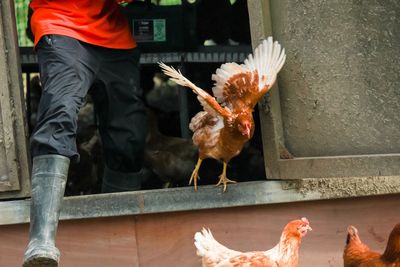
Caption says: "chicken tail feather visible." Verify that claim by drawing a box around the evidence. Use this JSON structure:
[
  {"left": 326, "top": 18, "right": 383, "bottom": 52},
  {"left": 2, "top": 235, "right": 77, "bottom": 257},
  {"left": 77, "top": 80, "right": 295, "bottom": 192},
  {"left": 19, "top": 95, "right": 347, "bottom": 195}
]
[
  {"left": 194, "top": 228, "right": 240, "bottom": 260},
  {"left": 346, "top": 225, "right": 358, "bottom": 245},
  {"left": 194, "top": 228, "right": 215, "bottom": 256}
]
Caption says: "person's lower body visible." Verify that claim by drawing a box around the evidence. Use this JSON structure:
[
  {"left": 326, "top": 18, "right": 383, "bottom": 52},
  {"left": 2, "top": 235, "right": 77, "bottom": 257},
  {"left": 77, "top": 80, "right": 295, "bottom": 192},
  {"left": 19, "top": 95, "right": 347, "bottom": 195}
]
[
  {"left": 88, "top": 44, "right": 148, "bottom": 193},
  {"left": 24, "top": 35, "right": 90, "bottom": 267},
  {"left": 24, "top": 35, "right": 147, "bottom": 266},
  {"left": 101, "top": 165, "right": 151, "bottom": 192}
]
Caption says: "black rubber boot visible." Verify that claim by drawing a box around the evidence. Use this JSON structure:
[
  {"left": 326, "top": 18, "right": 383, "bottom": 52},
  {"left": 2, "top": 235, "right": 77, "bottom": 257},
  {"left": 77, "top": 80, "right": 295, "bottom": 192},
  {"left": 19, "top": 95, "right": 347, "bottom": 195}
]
[
  {"left": 23, "top": 155, "right": 70, "bottom": 267},
  {"left": 101, "top": 166, "right": 145, "bottom": 193}
]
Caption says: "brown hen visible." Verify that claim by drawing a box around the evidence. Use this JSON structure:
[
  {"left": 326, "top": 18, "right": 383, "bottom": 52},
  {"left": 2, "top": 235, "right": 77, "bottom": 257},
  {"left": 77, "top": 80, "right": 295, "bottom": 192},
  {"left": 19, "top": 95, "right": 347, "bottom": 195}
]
[
  {"left": 159, "top": 37, "right": 286, "bottom": 191},
  {"left": 144, "top": 109, "right": 198, "bottom": 187},
  {"left": 343, "top": 224, "right": 400, "bottom": 267},
  {"left": 194, "top": 218, "right": 311, "bottom": 267}
]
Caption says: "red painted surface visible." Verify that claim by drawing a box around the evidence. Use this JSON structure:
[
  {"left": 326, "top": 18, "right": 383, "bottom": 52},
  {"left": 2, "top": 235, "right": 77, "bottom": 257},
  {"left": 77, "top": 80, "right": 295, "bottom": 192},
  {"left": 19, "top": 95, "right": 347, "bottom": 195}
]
[{"left": 0, "top": 194, "right": 399, "bottom": 267}]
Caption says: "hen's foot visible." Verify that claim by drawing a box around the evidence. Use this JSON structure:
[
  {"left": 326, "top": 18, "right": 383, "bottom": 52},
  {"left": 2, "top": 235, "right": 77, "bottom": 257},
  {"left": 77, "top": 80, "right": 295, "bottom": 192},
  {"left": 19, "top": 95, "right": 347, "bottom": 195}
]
[
  {"left": 215, "top": 162, "right": 236, "bottom": 192},
  {"left": 189, "top": 170, "right": 199, "bottom": 191},
  {"left": 215, "top": 175, "right": 236, "bottom": 192},
  {"left": 189, "top": 158, "right": 203, "bottom": 191}
]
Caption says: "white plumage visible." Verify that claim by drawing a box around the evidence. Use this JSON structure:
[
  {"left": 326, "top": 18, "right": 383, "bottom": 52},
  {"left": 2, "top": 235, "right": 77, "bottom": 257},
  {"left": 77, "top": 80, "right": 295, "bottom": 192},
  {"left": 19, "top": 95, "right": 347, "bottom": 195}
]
[
  {"left": 212, "top": 37, "right": 286, "bottom": 104},
  {"left": 194, "top": 228, "right": 240, "bottom": 260}
]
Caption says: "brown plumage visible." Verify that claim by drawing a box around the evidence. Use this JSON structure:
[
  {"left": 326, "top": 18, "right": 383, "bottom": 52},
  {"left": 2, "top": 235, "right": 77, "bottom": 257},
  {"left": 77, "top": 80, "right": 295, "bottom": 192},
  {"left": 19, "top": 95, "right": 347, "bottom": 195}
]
[
  {"left": 194, "top": 218, "right": 312, "bottom": 267},
  {"left": 144, "top": 109, "right": 198, "bottom": 187},
  {"left": 159, "top": 37, "right": 286, "bottom": 191},
  {"left": 343, "top": 224, "right": 400, "bottom": 267}
]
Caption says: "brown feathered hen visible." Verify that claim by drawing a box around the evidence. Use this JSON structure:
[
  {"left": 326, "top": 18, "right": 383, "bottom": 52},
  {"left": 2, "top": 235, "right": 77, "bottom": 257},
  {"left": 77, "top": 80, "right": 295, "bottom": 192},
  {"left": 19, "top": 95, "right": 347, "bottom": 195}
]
[
  {"left": 144, "top": 109, "right": 198, "bottom": 187},
  {"left": 194, "top": 218, "right": 311, "bottom": 267},
  {"left": 159, "top": 37, "right": 286, "bottom": 191},
  {"left": 343, "top": 224, "right": 400, "bottom": 267}
]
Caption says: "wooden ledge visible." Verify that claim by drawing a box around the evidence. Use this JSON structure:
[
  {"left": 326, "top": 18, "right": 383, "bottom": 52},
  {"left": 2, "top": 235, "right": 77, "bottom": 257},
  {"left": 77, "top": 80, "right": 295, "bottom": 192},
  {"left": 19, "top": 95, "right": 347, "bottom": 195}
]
[{"left": 1, "top": 177, "right": 399, "bottom": 225}]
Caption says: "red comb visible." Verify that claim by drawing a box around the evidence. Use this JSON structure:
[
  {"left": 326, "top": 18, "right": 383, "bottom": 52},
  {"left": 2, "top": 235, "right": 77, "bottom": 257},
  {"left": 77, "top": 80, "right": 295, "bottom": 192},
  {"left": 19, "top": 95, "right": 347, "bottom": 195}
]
[{"left": 301, "top": 217, "right": 309, "bottom": 224}]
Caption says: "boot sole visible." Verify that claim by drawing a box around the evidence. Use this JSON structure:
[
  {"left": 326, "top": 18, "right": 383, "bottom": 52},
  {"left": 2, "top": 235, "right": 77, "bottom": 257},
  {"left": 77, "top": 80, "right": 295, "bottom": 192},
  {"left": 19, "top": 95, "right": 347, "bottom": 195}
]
[{"left": 23, "top": 256, "right": 58, "bottom": 267}]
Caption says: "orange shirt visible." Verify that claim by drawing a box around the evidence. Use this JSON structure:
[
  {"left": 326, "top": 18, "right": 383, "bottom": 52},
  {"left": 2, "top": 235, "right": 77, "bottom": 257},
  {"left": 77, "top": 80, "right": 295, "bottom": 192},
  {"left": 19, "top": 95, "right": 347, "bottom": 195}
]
[{"left": 29, "top": 0, "right": 136, "bottom": 49}]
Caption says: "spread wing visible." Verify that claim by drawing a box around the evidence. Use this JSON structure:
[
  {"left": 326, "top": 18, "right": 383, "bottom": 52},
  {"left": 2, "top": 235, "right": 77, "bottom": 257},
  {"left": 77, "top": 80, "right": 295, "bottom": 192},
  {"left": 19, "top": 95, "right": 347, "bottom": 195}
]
[
  {"left": 159, "top": 63, "right": 232, "bottom": 119},
  {"left": 212, "top": 37, "right": 286, "bottom": 112}
]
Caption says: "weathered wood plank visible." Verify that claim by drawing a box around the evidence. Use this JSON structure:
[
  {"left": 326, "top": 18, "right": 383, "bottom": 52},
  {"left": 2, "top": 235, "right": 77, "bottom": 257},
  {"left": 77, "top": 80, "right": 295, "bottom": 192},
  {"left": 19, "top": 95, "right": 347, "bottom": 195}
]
[
  {"left": 135, "top": 194, "right": 400, "bottom": 267},
  {"left": 0, "top": 217, "right": 139, "bottom": 267},
  {"left": 0, "top": 0, "right": 30, "bottom": 198},
  {"left": 1, "top": 194, "right": 399, "bottom": 267}
]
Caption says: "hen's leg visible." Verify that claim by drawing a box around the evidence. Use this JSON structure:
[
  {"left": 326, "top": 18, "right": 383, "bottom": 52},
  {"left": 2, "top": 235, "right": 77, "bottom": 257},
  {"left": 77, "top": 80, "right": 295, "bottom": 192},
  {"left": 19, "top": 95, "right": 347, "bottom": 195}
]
[
  {"left": 189, "top": 158, "right": 203, "bottom": 191},
  {"left": 216, "top": 162, "right": 236, "bottom": 192}
]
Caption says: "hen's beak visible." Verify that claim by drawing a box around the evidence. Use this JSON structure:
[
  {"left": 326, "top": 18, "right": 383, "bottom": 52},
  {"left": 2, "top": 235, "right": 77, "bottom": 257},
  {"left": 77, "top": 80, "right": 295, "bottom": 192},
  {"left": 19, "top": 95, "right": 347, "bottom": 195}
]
[{"left": 300, "top": 225, "right": 312, "bottom": 236}]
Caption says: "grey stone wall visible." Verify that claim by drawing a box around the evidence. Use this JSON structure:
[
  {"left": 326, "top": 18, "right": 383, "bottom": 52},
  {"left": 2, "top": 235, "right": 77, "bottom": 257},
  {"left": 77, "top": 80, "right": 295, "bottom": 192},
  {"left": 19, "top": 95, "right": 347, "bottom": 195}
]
[{"left": 270, "top": 0, "right": 400, "bottom": 157}]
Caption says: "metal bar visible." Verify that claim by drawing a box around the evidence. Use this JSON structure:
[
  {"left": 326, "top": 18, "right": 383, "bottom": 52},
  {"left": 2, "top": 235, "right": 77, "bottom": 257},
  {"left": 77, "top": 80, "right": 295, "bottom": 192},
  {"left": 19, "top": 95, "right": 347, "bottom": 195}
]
[
  {"left": 1, "top": 178, "right": 400, "bottom": 225},
  {"left": 178, "top": 54, "right": 190, "bottom": 138}
]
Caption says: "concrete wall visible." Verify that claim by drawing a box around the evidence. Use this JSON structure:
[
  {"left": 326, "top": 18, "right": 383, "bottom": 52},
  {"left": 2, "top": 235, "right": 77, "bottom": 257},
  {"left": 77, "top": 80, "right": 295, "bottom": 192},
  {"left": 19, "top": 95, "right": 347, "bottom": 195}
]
[{"left": 269, "top": 0, "right": 400, "bottom": 157}]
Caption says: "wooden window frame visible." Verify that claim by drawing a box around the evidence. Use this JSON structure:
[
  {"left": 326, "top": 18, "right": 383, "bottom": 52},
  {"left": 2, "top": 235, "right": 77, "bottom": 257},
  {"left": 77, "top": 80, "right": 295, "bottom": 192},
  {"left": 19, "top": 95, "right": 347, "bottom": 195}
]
[{"left": 0, "top": 0, "right": 30, "bottom": 199}]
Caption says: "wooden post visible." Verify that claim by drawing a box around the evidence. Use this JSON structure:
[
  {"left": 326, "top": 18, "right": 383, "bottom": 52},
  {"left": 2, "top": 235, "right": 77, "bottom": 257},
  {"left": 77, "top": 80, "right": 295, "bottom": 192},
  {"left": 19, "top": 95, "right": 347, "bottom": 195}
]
[{"left": 0, "top": 0, "right": 31, "bottom": 199}]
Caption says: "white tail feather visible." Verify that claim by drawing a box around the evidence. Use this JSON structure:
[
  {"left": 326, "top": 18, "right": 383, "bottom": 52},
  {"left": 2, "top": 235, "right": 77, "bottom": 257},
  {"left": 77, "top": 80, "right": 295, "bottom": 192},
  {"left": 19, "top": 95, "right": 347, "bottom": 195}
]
[
  {"left": 194, "top": 228, "right": 215, "bottom": 256},
  {"left": 194, "top": 228, "right": 240, "bottom": 260}
]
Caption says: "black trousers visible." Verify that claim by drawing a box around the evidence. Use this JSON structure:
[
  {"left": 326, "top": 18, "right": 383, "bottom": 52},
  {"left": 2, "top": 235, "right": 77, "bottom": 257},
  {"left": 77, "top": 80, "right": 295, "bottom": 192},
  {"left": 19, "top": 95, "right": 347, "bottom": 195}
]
[{"left": 30, "top": 35, "right": 147, "bottom": 172}]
